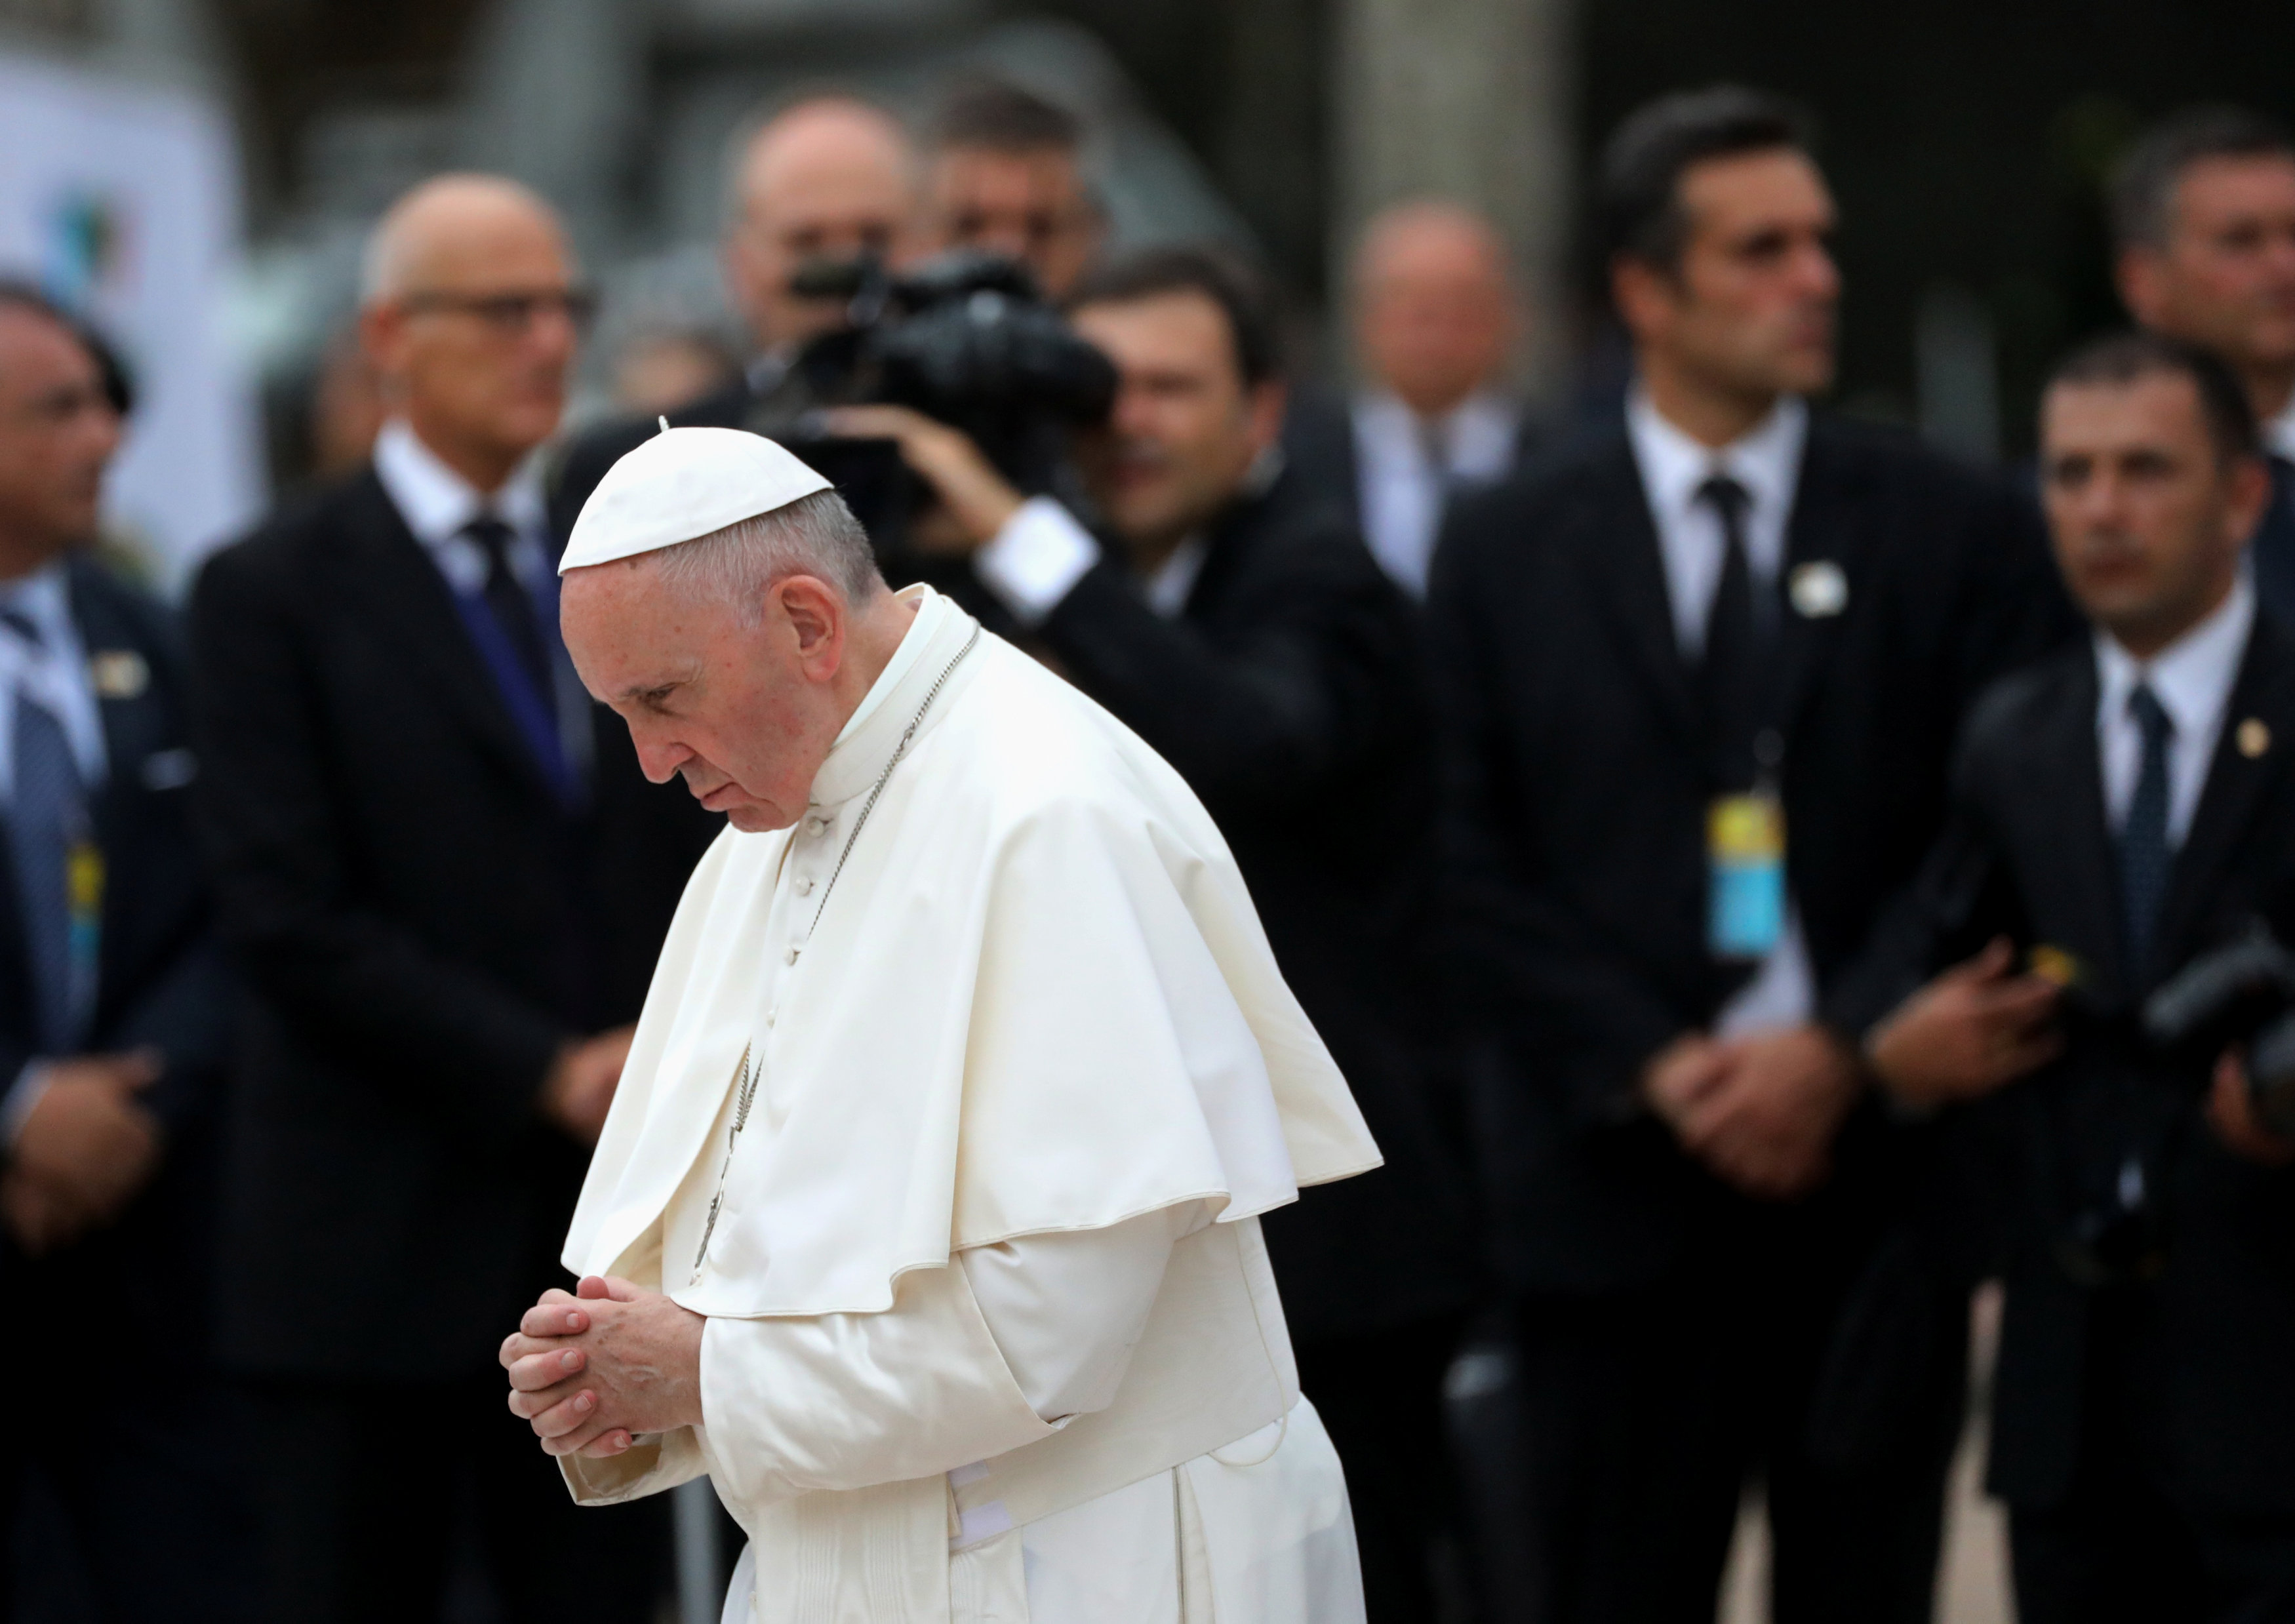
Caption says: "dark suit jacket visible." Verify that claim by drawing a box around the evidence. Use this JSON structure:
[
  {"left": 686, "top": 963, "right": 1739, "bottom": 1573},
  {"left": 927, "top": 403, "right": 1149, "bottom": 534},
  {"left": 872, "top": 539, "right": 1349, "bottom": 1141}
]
[
  {"left": 0, "top": 556, "right": 230, "bottom": 1328},
  {"left": 1018, "top": 471, "right": 1481, "bottom": 1341},
  {"left": 1834, "top": 618, "right": 2295, "bottom": 1519},
  {"left": 1427, "top": 414, "right": 2075, "bottom": 1296},
  {"left": 190, "top": 468, "right": 721, "bottom": 1381}
]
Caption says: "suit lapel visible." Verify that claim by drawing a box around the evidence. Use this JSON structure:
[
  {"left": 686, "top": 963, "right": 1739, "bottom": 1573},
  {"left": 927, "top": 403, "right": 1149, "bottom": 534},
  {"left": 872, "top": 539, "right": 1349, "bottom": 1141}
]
[
  {"left": 1766, "top": 422, "right": 1869, "bottom": 743},
  {"left": 1582, "top": 435, "right": 1702, "bottom": 749},
  {"left": 2029, "top": 653, "right": 2132, "bottom": 998},
  {"left": 2153, "top": 616, "right": 2295, "bottom": 972},
  {"left": 348, "top": 471, "right": 563, "bottom": 808}
]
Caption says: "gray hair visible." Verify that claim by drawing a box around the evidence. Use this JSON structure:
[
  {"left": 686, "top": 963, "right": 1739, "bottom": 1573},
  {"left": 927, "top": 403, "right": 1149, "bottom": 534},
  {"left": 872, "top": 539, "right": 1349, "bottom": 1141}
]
[{"left": 650, "top": 488, "right": 885, "bottom": 624}]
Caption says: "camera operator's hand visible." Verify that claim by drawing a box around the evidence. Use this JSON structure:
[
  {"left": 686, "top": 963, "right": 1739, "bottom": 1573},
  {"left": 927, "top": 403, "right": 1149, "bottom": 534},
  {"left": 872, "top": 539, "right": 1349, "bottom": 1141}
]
[
  {"left": 2207, "top": 1050, "right": 2295, "bottom": 1166},
  {"left": 1866, "top": 938, "right": 2061, "bottom": 1111},
  {"left": 823, "top": 405, "right": 1023, "bottom": 555}
]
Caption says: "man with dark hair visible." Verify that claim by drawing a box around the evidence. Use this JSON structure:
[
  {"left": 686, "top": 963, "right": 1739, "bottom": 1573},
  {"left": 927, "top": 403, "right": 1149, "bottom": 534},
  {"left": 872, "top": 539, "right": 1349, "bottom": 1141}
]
[
  {"left": 824, "top": 243, "right": 1480, "bottom": 1623},
  {"left": 1848, "top": 328, "right": 2295, "bottom": 1623},
  {"left": 925, "top": 78, "right": 1102, "bottom": 299},
  {"left": 0, "top": 287, "right": 250, "bottom": 1618},
  {"left": 2111, "top": 106, "right": 2295, "bottom": 625},
  {"left": 1429, "top": 85, "right": 2072, "bottom": 1621}
]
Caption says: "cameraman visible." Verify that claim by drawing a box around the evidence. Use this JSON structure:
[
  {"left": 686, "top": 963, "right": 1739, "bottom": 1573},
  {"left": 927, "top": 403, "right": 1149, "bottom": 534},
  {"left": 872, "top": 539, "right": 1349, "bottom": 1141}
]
[
  {"left": 1845, "top": 332, "right": 2295, "bottom": 1622},
  {"left": 831, "top": 245, "right": 1480, "bottom": 1624}
]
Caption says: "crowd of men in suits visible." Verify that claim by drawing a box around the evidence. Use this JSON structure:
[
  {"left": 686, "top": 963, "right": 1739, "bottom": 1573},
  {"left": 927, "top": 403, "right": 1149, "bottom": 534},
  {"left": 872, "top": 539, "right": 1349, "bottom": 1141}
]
[{"left": 5, "top": 68, "right": 2295, "bottom": 1624}]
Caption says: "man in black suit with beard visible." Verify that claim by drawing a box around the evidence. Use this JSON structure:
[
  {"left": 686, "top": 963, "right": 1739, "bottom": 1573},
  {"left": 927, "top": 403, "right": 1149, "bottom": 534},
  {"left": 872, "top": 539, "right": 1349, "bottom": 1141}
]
[
  {"left": 1848, "top": 332, "right": 2295, "bottom": 1623},
  {"left": 824, "top": 243, "right": 1481, "bottom": 1623},
  {"left": 190, "top": 176, "right": 718, "bottom": 1624},
  {"left": 1427, "top": 87, "right": 2073, "bottom": 1622},
  {"left": 0, "top": 286, "right": 249, "bottom": 1621}
]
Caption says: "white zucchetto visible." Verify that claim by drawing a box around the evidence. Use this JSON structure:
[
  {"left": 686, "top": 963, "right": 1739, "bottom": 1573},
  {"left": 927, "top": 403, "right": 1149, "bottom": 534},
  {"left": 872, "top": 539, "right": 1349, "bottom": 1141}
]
[{"left": 559, "top": 426, "right": 833, "bottom": 574}]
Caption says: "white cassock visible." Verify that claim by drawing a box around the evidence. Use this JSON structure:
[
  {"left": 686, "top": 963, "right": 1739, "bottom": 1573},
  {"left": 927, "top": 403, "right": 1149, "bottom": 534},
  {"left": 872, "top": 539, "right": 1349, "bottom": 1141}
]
[{"left": 557, "top": 584, "right": 1384, "bottom": 1623}]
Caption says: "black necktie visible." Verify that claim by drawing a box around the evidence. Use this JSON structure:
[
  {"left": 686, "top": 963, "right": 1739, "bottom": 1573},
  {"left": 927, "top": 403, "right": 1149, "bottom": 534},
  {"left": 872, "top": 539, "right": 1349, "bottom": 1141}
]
[
  {"left": 1697, "top": 474, "right": 1764, "bottom": 787},
  {"left": 2119, "top": 683, "right": 2175, "bottom": 978},
  {"left": 466, "top": 515, "right": 552, "bottom": 701}
]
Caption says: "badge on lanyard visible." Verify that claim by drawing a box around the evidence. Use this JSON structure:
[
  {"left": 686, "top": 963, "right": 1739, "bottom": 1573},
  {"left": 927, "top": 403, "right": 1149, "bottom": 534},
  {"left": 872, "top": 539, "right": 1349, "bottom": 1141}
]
[
  {"left": 66, "top": 836, "right": 102, "bottom": 1014},
  {"left": 1707, "top": 789, "right": 1785, "bottom": 961}
]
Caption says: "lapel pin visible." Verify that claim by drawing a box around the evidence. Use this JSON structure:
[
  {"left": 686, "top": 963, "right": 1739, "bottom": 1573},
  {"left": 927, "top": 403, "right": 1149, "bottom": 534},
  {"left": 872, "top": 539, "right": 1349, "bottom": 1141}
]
[
  {"left": 1788, "top": 560, "right": 1848, "bottom": 619},
  {"left": 2239, "top": 717, "right": 2271, "bottom": 759},
  {"left": 89, "top": 649, "right": 148, "bottom": 700}
]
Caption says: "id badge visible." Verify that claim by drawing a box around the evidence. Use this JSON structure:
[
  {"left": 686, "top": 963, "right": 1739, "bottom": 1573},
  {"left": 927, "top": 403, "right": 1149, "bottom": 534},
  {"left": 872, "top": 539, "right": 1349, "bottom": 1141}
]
[{"left": 1707, "top": 792, "right": 1784, "bottom": 961}]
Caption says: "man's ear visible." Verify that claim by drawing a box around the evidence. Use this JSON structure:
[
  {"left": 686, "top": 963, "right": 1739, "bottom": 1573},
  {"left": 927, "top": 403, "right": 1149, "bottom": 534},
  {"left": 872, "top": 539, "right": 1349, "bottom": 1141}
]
[
  {"left": 2227, "top": 450, "right": 2274, "bottom": 544},
  {"left": 775, "top": 574, "right": 847, "bottom": 681},
  {"left": 2117, "top": 245, "right": 2167, "bottom": 327},
  {"left": 1247, "top": 379, "right": 1288, "bottom": 453},
  {"left": 1610, "top": 254, "right": 1676, "bottom": 346}
]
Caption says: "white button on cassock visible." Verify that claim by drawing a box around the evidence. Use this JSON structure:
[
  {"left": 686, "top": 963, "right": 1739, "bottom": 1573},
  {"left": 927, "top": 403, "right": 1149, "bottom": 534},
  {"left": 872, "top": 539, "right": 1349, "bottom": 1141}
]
[
  {"left": 784, "top": 947, "right": 799, "bottom": 965},
  {"left": 795, "top": 876, "right": 814, "bottom": 896}
]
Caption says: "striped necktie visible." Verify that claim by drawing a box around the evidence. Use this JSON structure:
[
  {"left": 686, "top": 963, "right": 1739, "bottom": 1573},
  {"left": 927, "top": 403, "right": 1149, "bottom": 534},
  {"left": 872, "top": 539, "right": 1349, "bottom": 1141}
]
[{"left": 0, "top": 606, "right": 92, "bottom": 1050}]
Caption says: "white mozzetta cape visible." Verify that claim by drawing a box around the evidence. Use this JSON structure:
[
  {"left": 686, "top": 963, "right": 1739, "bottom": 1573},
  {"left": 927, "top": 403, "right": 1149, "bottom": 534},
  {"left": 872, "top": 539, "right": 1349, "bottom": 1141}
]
[{"left": 563, "top": 587, "right": 1380, "bottom": 1314}]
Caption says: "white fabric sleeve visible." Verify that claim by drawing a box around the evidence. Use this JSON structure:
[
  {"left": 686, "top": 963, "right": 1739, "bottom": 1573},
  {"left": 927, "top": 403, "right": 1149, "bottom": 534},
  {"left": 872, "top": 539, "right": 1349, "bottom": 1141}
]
[
  {"left": 970, "top": 496, "right": 1101, "bottom": 626},
  {"left": 1, "top": 1060, "right": 52, "bottom": 1150},
  {"left": 691, "top": 1252, "right": 1060, "bottom": 1512},
  {"left": 959, "top": 1200, "right": 1210, "bottom": 1421}
]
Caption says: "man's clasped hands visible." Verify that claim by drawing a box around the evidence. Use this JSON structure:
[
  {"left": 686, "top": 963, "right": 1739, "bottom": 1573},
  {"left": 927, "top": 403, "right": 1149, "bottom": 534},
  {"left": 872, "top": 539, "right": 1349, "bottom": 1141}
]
[{"left": 500, "top": 1275, "right": 708, "bottom": 1459}]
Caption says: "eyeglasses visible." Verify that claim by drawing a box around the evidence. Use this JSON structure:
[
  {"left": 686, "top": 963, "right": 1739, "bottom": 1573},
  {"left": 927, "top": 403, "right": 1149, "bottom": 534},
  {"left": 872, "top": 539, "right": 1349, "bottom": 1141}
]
[{"left": 399, "top": 288, "right": 599, "bottom": 335}]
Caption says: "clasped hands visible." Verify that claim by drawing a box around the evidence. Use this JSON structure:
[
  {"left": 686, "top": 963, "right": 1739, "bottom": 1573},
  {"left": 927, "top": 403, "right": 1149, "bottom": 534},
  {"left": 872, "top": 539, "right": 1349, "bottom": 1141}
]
[
  {"left": 1, "top": 1048, "right": 165, "bottom": 1256},
  {"left": 500, "top": 1274, "right": 706, "bottom": 1459},
  {"left": 1643, "top": 1025, "right": 1860, "bottom": 1200}
]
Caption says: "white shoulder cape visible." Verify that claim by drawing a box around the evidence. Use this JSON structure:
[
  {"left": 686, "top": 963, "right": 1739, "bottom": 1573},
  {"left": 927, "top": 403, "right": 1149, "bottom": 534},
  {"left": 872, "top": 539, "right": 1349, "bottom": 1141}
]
[{"left": 563, "top": 591, "right": 1380, "bottom": 1317}]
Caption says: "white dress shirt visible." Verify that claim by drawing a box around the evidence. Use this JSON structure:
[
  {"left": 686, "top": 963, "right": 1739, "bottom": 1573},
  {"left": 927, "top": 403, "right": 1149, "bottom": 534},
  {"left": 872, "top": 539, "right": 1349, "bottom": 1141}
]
[
  {"left": 973, "top": 498, "right": 1207, "bottom": 626},
  {"left": 371, "top": 419, "right": 591, "bottom": 777},
  {"left": 1626, "top": 390, "right": 1810, "bottom": 659},
  {"left": 1351, "top": 389, "right": 1521, "bottom": 598},
  {"left": 2094, "top": 572, "right": 2254, "bottom": 846},
  {"left": 0, "top": 561, "right": 109, "bottom": 1143},
  {"left": 1626, "top": 390, "right": 1816, "bottom": 1037},
  {"left": 2266, "top": 394, "right": 2295, "bottom": 465}
]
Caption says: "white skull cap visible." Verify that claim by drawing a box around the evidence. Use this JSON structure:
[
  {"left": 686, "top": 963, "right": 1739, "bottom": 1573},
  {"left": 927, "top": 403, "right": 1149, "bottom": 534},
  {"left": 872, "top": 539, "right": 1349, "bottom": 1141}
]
[{"left": 559, "top": 426, "right": 835, "bottom": 574}]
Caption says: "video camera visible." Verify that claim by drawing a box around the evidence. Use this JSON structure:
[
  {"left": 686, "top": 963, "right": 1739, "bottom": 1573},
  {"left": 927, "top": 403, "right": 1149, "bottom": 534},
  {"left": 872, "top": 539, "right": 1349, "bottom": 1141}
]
[
  {"left": 2142, "top": 922, "right": 2295, "bottom": 1138},
  {"left": 762, "top": 250, "right": 1117, "bottom": 555}
]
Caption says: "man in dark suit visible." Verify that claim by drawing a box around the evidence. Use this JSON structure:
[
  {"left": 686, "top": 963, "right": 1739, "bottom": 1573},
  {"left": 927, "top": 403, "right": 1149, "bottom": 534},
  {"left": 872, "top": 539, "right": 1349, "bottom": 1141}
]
[
  {"left": 0, "top": 287, "right": 249, "bottom": 1621},
  {"left": 1283, "top": 199, "right": 1538, "bottom": 601},
  {"left": 1427, "top": 87, "right": 2072, "bottom": 1622},
  {"left": 2112, "top": 107, "right": 2295, "bottom": 628},
  {"left": 1849, "top": 332, "right": 2295, "bottom": 1623},
  {"left": 191, "top": 177, "right": 718, "bottom": 1624},
  {"left": 826, "top": 244, "right": 1480, "bottom": 1623}
]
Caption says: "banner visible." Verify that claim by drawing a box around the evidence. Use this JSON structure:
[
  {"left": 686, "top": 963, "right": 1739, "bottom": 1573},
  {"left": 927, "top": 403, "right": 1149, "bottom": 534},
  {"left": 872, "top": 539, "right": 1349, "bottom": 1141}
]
[{"left": 0, "top": 51, "right": 264, "bottom": 592}]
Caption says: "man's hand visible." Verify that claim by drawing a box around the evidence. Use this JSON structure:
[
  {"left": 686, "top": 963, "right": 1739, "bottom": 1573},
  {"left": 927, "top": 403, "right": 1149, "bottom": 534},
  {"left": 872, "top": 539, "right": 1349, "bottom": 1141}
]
[
  {"left": 1643, "top": 1031, "right": 1732, "bottom": 1135},
  {"left": 539, "top": 1027, "right": 635, "bottom": 1147},
  {"left": 1867, "top": 938, "right": 2061, "bottom": 1111},
  {"left": 500, "top": 1274, "right": 706, "bottom": 1459},
  {"left": 3, "top": 1050, "right": 164, "bottom": 1254},
  {"left": 1677, "top": 1026, "right": 1860, "bottom": 1201},
  {"left": 2207, "top": 1050, "right": 2295, "bottom": 1166},
  {"left": 822, "top": 405, "right": 1024, "bottom": 554}
]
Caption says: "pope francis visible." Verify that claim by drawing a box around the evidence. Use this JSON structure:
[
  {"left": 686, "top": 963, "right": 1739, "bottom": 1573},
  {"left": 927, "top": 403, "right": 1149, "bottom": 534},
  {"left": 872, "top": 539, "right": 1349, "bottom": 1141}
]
[{"left": 496, "top": 426, "right": 1383, "bottom": 1624}]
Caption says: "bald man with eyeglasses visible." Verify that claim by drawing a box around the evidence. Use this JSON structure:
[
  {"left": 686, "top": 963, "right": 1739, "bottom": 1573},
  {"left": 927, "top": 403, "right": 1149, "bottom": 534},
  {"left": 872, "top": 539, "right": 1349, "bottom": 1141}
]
[{"left": 188, "top": 174, "right": 720, "bottom": 1624}]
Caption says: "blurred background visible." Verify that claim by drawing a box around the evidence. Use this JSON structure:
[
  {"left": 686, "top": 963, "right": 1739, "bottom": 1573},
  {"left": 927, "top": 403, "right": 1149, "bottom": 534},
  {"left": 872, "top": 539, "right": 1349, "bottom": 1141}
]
[{"left": 7, "top": 0, "right": 2295, "bottom": 591}]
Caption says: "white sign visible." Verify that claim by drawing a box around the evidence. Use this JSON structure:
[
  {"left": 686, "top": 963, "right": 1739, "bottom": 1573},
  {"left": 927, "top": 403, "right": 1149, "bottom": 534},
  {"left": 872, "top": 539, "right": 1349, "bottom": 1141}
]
[{"left": 0, "top": 51, "right": 264, "bottom": 593}]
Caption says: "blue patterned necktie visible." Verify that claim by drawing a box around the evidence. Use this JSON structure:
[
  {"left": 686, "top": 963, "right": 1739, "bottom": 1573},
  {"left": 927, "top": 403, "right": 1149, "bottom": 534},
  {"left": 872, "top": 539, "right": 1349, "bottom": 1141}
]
[
  {"left": 0, "top": 606, "right": 90, "bottom": 1051},
  {"left": 2119, "top": 683, "right": 2175, "bottom": 980}
]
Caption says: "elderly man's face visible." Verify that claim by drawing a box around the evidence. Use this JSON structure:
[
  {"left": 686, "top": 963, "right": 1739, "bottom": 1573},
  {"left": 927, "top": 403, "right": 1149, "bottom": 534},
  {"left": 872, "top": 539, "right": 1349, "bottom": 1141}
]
[
  {"left": 561, "top": 563, "right": 852, "bottom": 833},
  {"left": 363, "top": 203, "right": 579, "bottom": 476}
]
